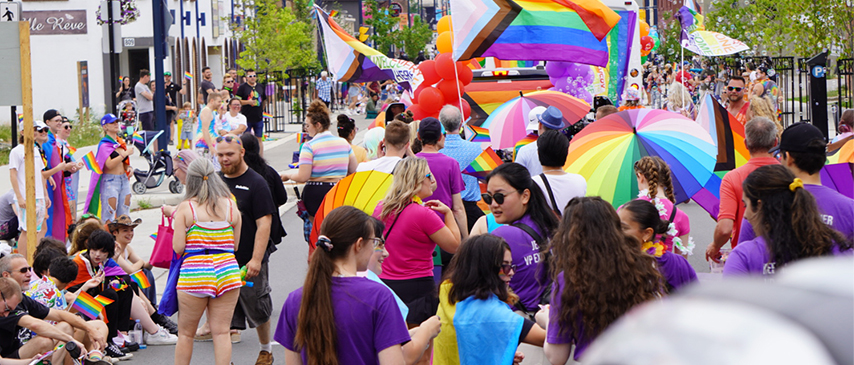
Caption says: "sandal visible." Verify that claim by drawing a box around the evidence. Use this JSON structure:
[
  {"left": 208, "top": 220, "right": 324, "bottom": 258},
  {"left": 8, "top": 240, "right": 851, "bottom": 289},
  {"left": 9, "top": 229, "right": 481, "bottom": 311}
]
[{"left": 194, "top": 330, "right": 213, "bottom": 342}]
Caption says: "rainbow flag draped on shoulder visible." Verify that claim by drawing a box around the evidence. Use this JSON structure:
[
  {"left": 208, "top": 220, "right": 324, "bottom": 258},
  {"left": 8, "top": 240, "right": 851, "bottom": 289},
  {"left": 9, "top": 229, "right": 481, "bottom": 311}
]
[
  {"left": 449, "top": 0, "right": 622, "bottom": 67},
  {"left": 314, "top": 5, "right": 423, "bottom": 91},
  {"left": 675, "top": 6, "right": 749, "bottom": 56},
  {"left": 84, "top": 135, "right": 121, "bottom": 218}
]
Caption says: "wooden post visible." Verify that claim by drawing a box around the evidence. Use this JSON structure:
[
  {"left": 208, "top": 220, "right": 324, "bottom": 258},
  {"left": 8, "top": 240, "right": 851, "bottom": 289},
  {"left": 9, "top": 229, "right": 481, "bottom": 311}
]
[{"left": 19, "top": 21, "right": 36, "bottom": 264}]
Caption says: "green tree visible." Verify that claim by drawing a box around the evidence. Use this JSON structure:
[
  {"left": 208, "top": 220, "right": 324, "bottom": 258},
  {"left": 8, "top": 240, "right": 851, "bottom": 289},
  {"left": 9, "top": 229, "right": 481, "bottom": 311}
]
[
  {"left": 231, "top": 0, "right": 316, "bottom": 75},
  {"left": 363, "top": 0, "right": 398, "bottom": 55},
  {"left": 657, "top": 11, "right": 684, "bottom": 63},
  {"left": 393, "top": 15, "right": 432, "bottom": 59}
]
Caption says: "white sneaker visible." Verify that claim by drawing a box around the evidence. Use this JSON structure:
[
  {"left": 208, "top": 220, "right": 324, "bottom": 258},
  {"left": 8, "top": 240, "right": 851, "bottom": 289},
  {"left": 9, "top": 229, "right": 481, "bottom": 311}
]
[{"left": 144, "top": 327, "right": 178, "bottom": 345}]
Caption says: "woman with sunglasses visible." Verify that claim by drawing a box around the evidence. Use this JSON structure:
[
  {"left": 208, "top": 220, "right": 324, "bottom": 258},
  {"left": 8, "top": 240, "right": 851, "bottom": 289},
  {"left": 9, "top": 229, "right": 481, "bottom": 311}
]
[
  {"left": 9, "top": 121, "right": 51, "bottom": 258},
  {"left": 84, "top": 114, "right": 134, "bottom": 224},
  {"left": 223, "top": 98, "right": 247, "bottom": 136},
  {"left": 281, "top": 100, "right": 358, "bottom": 226},
  {"left": 373, "top": 157, "right": 460, "bottom": 327},
  {"left": 434, "top": 234, "right": 545, "bottom": 364},
  {"left": 544, "top": 197, "right": 662, "bottom": 364},
  {"left": 484, "top": 163, "right": 558, "bottom": 316},
  {"left": 276, "top": 206, "right": 411, "bottom": 365}
]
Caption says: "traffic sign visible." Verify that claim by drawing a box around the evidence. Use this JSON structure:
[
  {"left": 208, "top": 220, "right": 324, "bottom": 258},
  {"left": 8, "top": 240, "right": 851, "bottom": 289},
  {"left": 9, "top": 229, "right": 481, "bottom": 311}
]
[{"left": 1, "top": 2, "right": 21, "bottom": 22}]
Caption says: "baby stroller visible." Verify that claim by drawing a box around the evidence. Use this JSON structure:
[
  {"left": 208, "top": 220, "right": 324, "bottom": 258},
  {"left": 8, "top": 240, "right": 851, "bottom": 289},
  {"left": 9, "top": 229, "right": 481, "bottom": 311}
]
[
  {"left": 117, "top": 100, "right": 138, "bottom": 141},
  {"left": 130, "top": 130, "right": 183, "bottom": 195}
]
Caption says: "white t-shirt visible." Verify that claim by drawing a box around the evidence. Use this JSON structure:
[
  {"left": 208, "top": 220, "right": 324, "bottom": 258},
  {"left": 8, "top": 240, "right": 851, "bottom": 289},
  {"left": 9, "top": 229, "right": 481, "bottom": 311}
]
[
  {"left": 515, "top": 141, "right": 542, "bottom": 176},
  {"left": 356, "top": 156, "right": 402, "bottom": 174},
  {"left": 9, "top": 145, "right": 45, "bottom": 199},
  {"left": 223, "top": 112, "right": 247, "bottom": 134},
  {"left": 532, "top": 172, "right": 586, "bottom": 215}
]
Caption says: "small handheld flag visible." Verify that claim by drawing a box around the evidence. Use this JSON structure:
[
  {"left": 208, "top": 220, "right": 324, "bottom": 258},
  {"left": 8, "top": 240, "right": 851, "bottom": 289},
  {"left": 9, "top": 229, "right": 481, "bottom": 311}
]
[
  {"left": 66, "top": 145, "right": 77, "bottom": 155},
  {"left": 95, "top": 295, "right": 115, "bottom": 306},
  {"left": 129, "top": 270, "right": 151, "bottom": 289},
  {"left": 329, "top": 9, "right": 339, "bottom": 17},
  {"left": 296, "top": 132, "right": 304, "bottom": 145},
  {"left": 263, "top": 112, "right": 273, "bottom": 119},
  {"left": 131, "top": 132, "right": 144, "bottom": 146},
  {"left": 463, "top": 147, "right": 503, "bottom": 180},
  {"left": 467, "top": 124, "right": 491, "bottom": 143},
  {"left": 184, "top": 72, "right": 193, "bottom": 80},
  {"left": 149, "top": 232, "right": 157, "bottom": 240},
  {"left": 71, "top": 292, "right": 105, "bottom": 320},
  {"left": 82, "top": 151, "right": 103, "bottom": 175}
]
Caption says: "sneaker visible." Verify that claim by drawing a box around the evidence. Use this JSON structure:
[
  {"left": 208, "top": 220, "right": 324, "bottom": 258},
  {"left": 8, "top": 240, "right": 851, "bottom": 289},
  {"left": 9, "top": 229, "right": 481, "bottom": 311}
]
[
  {"left": 120, "top": 341, "right": 139, "bottom": 352},
  {"left": 152, "top": 313, "right": 179, "bottom": 335},
  {"left": 144, "top": 327, "right": 179, "bottom": 345},
  {"left": 255, "top": 350, "right": 273, "bottom": 365},
  {"left": 104, "top": 343, "right": 133, "bottom": 361}
]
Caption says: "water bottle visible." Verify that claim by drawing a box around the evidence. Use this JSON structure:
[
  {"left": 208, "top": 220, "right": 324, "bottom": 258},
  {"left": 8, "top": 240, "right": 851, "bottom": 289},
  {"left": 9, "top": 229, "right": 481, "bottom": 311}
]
[{"left": 131, "top": 319, "right": 143, "bottom": 346}]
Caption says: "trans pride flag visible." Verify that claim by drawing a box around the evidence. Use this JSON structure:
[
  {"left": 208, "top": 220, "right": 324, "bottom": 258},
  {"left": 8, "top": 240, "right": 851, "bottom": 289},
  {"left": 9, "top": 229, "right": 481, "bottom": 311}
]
[
  {"left": 314, "top": 5, "right": 423, "bottom": 92},
  {"left": 449, "top": 0, "right": 622, "bottom": 67}
]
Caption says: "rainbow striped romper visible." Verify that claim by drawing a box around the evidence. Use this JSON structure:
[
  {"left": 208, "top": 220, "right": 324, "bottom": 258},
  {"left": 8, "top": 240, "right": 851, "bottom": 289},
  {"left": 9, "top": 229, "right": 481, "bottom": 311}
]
[{"left": 176, "top": 201, "right": 242, "bottom": 298}]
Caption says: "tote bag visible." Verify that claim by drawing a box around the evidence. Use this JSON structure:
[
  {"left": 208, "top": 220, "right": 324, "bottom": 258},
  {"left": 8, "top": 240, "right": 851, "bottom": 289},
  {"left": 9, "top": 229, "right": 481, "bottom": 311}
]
[{"left": 150, "top": 213, "right": 174, "bottom": 268}]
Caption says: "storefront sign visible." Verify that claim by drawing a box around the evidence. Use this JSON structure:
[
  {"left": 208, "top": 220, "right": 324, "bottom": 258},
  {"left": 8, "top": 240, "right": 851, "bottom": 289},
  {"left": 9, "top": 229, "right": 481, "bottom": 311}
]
[{"left": 21, "top": 10, "right": 87, "bottom": 35}]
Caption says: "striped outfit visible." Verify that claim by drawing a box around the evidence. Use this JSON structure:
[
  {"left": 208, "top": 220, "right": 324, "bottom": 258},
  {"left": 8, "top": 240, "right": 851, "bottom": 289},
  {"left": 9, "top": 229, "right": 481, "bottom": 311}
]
[
  {"left": 176, "top": 201, "right": 242, "bottom": 298},
  {"left": 298, "top": 131, "right": 354, "bottom": 179}
]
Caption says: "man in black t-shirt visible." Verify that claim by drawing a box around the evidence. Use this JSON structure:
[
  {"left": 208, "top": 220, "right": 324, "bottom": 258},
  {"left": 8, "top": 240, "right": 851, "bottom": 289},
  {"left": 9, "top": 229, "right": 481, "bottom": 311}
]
[
  {"left": 199, "top": 66, "right": 216, "bottom": 105},
  {"left": 215, "top": 137, "right": 276, "bottom": 365},
  {"left": 236, "top": 69, "right": 267, "bottom": 153}
]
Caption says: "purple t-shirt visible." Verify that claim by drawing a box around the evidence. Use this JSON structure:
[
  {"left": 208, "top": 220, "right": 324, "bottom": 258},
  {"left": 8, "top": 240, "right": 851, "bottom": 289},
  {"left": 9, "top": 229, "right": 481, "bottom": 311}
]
[
  {"left": 492, "top": 215, "right": 550, "bottom": 311},
  {"left": 416, "top": 152, "right": 464, "bottom": 219},
  {"left": 275, "top": 277, "right": 411, "bottom": 364},
  {"left": 547, "top": 274, "right": 589, "bottom": 360},
  {"left": 656, "top": 252, "right": 698, "bottom": 290},
  {"left": 724, "top": 236, "right": 850, "bottom": 276},
  {"left": 738, "top": 184, "right": 854, "bottom": 243}
]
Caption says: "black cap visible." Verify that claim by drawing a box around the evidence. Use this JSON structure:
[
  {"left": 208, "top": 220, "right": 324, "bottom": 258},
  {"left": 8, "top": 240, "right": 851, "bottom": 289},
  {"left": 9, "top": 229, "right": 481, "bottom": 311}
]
[
  {"left": 43, "top": 109, "right": 60, "bottom": 122},
  {"left": 418, "top": 117, "right": 443, "bottom": 141},
  {"left": 777, "top": 122, "right": 826, "bottom": 153}
]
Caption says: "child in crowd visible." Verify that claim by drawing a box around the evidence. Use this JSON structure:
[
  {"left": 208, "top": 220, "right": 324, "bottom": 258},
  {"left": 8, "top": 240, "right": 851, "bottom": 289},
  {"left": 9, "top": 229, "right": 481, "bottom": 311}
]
[{"left": 176, "top": 102, "right": 195, "bottom": 150}]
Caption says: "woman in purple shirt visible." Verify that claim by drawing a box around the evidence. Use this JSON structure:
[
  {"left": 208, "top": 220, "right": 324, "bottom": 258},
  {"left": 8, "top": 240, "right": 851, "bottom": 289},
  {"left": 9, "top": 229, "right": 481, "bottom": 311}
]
[
  {"left": 618, "top": 199, "right": 698, "bottom": 292},
  {"left": 724, "top": 165, "right": 852, "bottom": 276},
  {"left": 275, "top": 206, "right": 412, "bottom": 364},
  {"left": 545, "top": 197, "right": 662, "bottom": 363},
  {"left": 485, "top": 163, "right": 559, "bottom": 315}
]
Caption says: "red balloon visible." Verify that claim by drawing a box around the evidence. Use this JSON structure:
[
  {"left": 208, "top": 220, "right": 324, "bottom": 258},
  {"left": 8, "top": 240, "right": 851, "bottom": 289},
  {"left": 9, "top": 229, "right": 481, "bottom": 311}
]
[
  {"left": 418, "top": 60, "right": 441, "bottom": 86},
  {"left": 641, "top": 36, "right": 654, "bottom": 52},
  {"left": 418, "top": 87, "right": 445, "bottom": 112},
  {"left": 437, "top": 79, "right": 465, "bottom": 103},
  {"left": 435, "top": 53, "right": 457, "bottom": 81},
  {"left": 460, "top": 99, "right": 471, "bottom": 120},
  {"left": 413, "top": 85, "right": 426, "bottom": 101},
  {"left": 456, "top": 62, "right": 474, "bottom": 85},
  {"left": 407, "top": 104, "right": 428, "bottom": 120}
]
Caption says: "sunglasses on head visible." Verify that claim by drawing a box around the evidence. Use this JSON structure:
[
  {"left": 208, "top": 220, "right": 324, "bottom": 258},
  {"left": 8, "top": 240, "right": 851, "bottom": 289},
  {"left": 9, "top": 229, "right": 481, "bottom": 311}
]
[
  {"left": 481, "top": 190, "right": 518, "bottom": 205},
  {"left": 81, "top": 213, "right": 100, "bottom": 221},
  {"left": 216, "top": 135, "right": 242, "bottom": 144},
  {"left": 727, "top": 86, "right": 744, "bottom": 92}
]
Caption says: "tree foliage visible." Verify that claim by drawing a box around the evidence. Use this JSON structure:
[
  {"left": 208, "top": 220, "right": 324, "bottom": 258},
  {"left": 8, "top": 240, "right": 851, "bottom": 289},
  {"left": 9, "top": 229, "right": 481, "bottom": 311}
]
[
  {"left": 230, "top": 0, "right": 316, "bottom": 76},
  {"left": 657, "top": 10, "right": 684, "bottom": 62},
  {"left": 363, "top": 0, "right": 398, "bottom": 55},
  {"left": 393, "top": 15, "right": 432, "bottom": 59}
]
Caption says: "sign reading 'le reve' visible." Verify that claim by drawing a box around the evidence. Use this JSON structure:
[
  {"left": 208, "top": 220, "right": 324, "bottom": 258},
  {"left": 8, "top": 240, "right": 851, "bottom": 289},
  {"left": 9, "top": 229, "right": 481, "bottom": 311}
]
[{"left": 21, "top": 10, "right": 87, "bottom": 35}]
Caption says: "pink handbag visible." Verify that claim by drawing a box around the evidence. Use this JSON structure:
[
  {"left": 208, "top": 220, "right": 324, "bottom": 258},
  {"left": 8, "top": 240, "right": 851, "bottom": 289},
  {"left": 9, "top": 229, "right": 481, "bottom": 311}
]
[{"left": 150, "top": 212, "right": 174, "bottom": 268}]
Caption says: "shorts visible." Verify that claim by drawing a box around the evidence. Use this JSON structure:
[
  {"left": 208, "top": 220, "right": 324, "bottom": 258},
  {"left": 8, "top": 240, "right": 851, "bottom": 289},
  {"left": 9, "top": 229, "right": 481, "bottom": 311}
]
[
  {"left": 100, "top": 173, "right": 132, "bottom": 223},
  {"left": 139, "top": 111, "right": 154, "bottom": 130},
  {"left": 302, "top": 182, "right": 335, "bottom": 217},
  {"left": 12, "top": 198, "right": 46, "bottom": 232},
  {"left": 247, "top": 120, "right": 264, "bottom": 138},
  {"left": 231, "top": 261, "right": 272, "bottom": 330},
  {"left": 180, "top": 129, "right": 194, "bottom": 141},
  {"left": 178, "top": 252, "right": 242, "bottom": 298},
  {"left": 382, "top": 276, "right": 437, "bottom": 324}
]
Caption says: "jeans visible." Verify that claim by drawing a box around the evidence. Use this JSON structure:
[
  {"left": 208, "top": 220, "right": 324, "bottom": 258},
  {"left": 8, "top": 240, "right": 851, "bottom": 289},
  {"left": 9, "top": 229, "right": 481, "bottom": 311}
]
[{"left": 100, "top": 173, "right": 131, "bottom": 223}]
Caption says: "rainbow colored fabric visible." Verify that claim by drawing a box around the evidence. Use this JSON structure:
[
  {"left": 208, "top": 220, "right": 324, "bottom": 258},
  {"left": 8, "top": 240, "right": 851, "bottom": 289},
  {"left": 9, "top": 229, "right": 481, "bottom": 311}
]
[
  {"left": 449, "top": 0, "right": 621, "bottom": 67},
  {"left": 130, "top": 270, "right": 152, "bottom": 289},
  {"left": 676, "top": 6, "right": 748, "bottom": 56},
  {"left": 463, "top": 147, "right": 503, "bottom": 180},
  {"left": 514, "top": 134, "right": 538, "bottom": 158},
  {"left": 314, "top": 5, "right": 423, "bottom": 91},
  {"left": 72, "top": 292, "right": 105, "bottom": 320},
  {"left": 84, "top": 136, "right": 119, "bottom": 217},
  {"left": 81, "top": 151, "right": 102, "bottom": 175},
  {"left": 131, "top": 132, "right": 144, "bottom": 146},
  {"left": 465, "top": 125, "right": 491, "bottom": 143}
]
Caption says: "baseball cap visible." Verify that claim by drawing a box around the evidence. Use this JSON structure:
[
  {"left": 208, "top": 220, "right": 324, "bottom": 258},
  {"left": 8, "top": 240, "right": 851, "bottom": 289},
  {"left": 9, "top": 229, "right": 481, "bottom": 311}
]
[
  {"left": 19, "top": 120, "right": 48, "bottom": 132},
  {"left": 43, "top": 109, "right": 61, "bottom": 122},
  {"left": 164, "top": 71, "right": 172, "bottom": 76},
  {"left": 418, "top": 117, "right": 443, "bottom": 141},
  {"left": 526, "top": 106, "right": 547, "bottom": 132},
  {"left": 101, "top": 113, "right": 119, "bottom": 126},
  {"left": 776, "top": 122, "right": 826, "bottom": 154}
]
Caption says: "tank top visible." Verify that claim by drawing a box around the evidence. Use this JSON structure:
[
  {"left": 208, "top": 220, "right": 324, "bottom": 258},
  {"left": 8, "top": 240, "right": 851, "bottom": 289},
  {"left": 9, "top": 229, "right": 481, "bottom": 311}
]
[
  {"left": 186, "top": 200, "right": 235, "bottom": 252},
  {"left": 195, "top": 108, "right": 219, "bottom": 149}
]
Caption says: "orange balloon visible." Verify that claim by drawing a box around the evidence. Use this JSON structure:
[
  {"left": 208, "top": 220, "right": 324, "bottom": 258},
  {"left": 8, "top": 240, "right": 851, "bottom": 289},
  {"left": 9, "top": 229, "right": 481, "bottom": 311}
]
[
  {"left": 437, "top": 16, "right": 453, "bottom": 34},
  {"left": 437, "top": 31, "right": 454, "bottom": 54},
  {"left": 640, "top": 20, "right": 650, "bottom": 38}
]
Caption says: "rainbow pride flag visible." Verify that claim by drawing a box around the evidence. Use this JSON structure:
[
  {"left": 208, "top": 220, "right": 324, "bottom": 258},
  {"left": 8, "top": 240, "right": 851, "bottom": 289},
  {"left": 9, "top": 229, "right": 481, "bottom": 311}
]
[
  {"left": 514, "top": 134, "right": 538, "bottom": 158},
  {"left": 72, "top": 292, "right": 105, "bottom": 320},
  {"left": 17, "top": 113, "right": 23, "bottom": 123},
  {"left": 263, "top": 112, "right": 273, "bottom": 119},
  {"left": 131, "top": 132, "right": 144, "bottom": 146},
  {"left": 82, "top": 151, "right": 103, "bottom": 175},
  {"left": 465, "top": 124, "right": 491, "bottom": 143},
  {"left": 95, "top": 295, "right": 114, "bottom": 306},
  {"left": 314, "top": 5, "right": 423, "bottom": 91},
  {"left": 449, "top": 0, "right": 622, "bottom": 67},
  {"left": 184, "top": 72, "right": 193, "bottom": 80},
  {"left": 149, "top": 232, "right": 157, "bottom": 240},
  {"left": 129, "top": 270, "right": 151, "bottom": 289},
  {"left": 66, "top": 145, "right": 77, "bottom": 155},
  {"left": 463, "top": 147, "right": 503, "bottom": 180}
]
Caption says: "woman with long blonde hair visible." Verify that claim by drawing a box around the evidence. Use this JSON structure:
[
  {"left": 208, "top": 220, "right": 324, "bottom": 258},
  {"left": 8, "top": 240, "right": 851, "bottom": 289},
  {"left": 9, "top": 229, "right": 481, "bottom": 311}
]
[
  {"left": 746, "top": 95, "right": 783, "bottom": 138},
  {"left": 663, "top": 82, "right": 696, "bottom": 119},
  {"left": 372, "top": 157, "right": 460, "bottom": 326}
]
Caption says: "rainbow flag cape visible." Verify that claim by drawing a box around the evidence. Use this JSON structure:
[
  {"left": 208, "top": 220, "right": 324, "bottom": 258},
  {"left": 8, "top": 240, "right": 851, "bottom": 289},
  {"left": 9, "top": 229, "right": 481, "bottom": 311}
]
[
  {"left": 42, "top": 133, "right": 71, "bottom": 240},
  {"left": 131, "top": 132, "right": 144, "bottom": 146},
  {"left": 184, "top": 72, "right": 193, "bottom": 80},
  {"left": 514, "top": 133, "right": 538, "bottom": 157},
  {"left": 71, "top": 292, "right": 105, "bottom": 320},
  {"left": 465, "top": 124, "right": 491, "bottom": 143},
  {"left": 84, "top": 136, "right": 119, "bottom": 217},
  {"left": 676, "top": 6, "right": 748, "bottom": 56},
  {"left": 449, "top": 0, "right": 622, "bottom": 67},
  {"left": 463, "top": 147, "right": 503, "bottom": 180},
  {"left": 81, "top": 151, "right": 102, "bottom": 175},
  {"left": 129, "top": 270, "right": 151, "bottom": 289},
  {"left": 314, "top": 5, "right": 423, "bottom": 91}
]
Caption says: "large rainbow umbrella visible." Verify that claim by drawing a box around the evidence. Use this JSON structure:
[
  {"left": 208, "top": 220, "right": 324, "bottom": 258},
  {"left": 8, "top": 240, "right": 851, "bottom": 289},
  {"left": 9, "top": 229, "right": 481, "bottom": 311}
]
[
  {"left": 564, "top": 109, "right": 717, "bottom": 207},
  {"left": 482, "top": 90, "right": 590, "bottom": 150}
]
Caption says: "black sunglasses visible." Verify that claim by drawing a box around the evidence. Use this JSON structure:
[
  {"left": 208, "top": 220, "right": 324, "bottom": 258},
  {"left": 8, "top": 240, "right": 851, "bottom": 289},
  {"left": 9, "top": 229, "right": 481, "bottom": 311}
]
[
  {"left": 500, "top": 263, "right": 517, "bottom": 274},
  {"left": 247, "top": 75, "right": 257, "bottom": 78},
  {"left": 482, "top": 190, "right": 518, "bottom": 205},
  {"left": 216, "top": 135, "right": 242, "bottom": 144},
  {"left": 64, "top": 125, "right": 73, "bottom": 130},
  {"left": 13, "top": 266, "right": 30, "bottom": 274},
  {"left": 35, "top": 127, "right": 48, "bottom": 133}
]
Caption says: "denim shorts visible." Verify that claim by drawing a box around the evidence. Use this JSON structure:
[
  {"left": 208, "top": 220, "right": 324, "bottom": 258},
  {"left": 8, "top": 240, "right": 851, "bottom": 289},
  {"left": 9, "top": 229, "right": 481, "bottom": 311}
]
[{"left": 100, "top": 173, "right": 132, "bottom": 223}]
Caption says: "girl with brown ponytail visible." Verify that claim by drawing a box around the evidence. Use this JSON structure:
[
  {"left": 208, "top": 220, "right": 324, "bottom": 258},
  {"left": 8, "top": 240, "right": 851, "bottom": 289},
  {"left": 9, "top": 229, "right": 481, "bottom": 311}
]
[
  {"left": 275, "top": 206, "right": 411, "bottom": 364},
  {"left": 634, "top": 156, "right": 693, "bottom": 255},
  {"left": 723, "top": 165, "right": 852, "bottom": 276}
]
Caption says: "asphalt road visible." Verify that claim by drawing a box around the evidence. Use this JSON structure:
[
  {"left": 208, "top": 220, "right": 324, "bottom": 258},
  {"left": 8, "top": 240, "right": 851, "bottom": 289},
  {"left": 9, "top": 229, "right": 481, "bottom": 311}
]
[{"left": 135, "top": 113, "right": 720, "bottom": 364}]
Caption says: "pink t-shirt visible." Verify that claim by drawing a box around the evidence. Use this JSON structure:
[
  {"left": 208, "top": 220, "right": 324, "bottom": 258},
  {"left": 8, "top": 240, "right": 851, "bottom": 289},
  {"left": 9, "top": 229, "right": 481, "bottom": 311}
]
[
  {"left": 638, "top": 195, "right": 690, "bottom": 252},
  {"left": 373, "top": 202, "right": 445, "bottom": 280}
]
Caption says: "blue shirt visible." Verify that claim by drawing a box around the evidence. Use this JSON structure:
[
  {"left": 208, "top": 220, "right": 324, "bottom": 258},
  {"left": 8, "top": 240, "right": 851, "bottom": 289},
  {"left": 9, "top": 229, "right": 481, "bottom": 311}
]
[
  {"left": 440, "top": 134, "right": 482, "bottom": 202},
  {"left": 316, "top": 78, "right": 333, "bottom": 102}
]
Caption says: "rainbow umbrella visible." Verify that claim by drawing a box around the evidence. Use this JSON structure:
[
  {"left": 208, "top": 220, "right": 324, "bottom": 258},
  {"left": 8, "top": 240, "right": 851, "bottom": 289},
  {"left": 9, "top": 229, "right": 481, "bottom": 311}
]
[
  {"left": 564, "top": 109, "right": 717, "bottom": 207},
  {"left": 482, "top": 90, "right": 590, "bottom": 150},
  {"left": 308, "top": 170, "right": 394, "bottom": 254}
]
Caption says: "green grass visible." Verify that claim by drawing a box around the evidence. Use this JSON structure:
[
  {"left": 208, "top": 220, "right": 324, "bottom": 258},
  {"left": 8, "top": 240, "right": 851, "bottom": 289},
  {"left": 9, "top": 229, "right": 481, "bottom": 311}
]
[
  {"left": 0, "top": 109, "right": 105, "bottom": 165},
  {"left": 136, "top": 198, "right": 153, "bottom": 210},
  {"left": 787, "top": 88, "right": 841, "bottom": 103}
]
